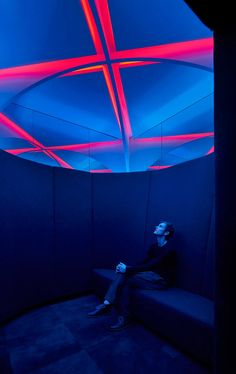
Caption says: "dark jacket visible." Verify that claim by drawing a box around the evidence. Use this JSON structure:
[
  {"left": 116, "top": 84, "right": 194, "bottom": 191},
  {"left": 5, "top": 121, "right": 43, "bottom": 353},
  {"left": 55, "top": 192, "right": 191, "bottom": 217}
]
[{"left": 126, "top": 241, "right": 176, "bottom": 285}]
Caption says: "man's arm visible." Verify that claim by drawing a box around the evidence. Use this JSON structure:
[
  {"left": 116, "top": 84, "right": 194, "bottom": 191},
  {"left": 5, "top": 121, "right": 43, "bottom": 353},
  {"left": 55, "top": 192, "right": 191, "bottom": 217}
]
[
  {"left": 125, "top": 249, "right": 174, "bottom": 274},
  {"left": 115, "top": 246, "right": 154, "bottom": 273}
]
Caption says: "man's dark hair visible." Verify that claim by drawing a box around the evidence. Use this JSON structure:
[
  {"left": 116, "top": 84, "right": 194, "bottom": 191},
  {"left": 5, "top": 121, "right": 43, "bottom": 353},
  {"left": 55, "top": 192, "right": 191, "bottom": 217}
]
[{"left": 160, "top": 220, "right": 175, "bottom": 240}]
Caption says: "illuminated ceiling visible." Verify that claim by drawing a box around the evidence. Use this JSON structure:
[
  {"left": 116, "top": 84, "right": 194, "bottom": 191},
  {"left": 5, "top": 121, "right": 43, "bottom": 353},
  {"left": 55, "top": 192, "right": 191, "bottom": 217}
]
[{"left": 0, "top": 0, "right": 213, "bottom": 173}]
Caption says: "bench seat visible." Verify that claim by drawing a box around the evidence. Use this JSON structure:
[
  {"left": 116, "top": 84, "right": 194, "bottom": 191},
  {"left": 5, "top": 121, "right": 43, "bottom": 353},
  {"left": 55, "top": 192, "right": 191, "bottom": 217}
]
[{"left": 92, "top": 268, "right": 214, "bottom": 364}]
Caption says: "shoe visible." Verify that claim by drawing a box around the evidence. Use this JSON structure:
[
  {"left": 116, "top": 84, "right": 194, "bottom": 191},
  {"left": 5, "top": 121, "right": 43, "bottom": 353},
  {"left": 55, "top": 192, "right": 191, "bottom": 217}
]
[
  {"left": 109, "top": 316, "right": 130, "bottom": 331},
  {"left": 87, "top": 303, "right": 111, "bottom": 317}
]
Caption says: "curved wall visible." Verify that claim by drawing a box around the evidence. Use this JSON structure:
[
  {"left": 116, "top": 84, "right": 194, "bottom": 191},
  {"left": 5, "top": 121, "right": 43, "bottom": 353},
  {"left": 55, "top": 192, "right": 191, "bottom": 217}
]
[{"left": 0, "top": 150, "right": 214, "bottom": 324}]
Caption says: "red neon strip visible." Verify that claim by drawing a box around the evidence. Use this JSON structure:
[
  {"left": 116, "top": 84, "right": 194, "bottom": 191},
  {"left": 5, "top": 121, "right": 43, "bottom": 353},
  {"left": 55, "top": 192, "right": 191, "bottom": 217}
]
[
  {"left": 5, "top": 133, "right": 213, "bottom": 153},
  {"left": 0, "top": 112, "right": 44, "bottom": 147},
  {"left": 149, "top": 165, "right": 172, "bottom": 170},
  {"left": 6, "top": 140, "right": 121, "bottom": 153},
  {"left": 206, "top": 145, "right": 214, "bottom": 155},
  {"left": 118, "top": 61, "right": 159, "bottom": 69},
  {"left": 0, "top": 38, "right": 212, "bottom": 83},
  {"left": 6, "top": 148, "right": 39, "bottom": 155},
  {"left": 112, "top": 63, "right": 132, "bottom": 138},
  {"left": 90, "top": 169, "right": 112, "bottom": 173},
  {"left": 0, "top": 113, "right": 73, "bottom": 169},
  {"left": 134, "top": 132, "right": 214, "bottom": 145},
  {"left": 43, "top": 150, "right": 56, "bottom": 160},
  {"left": 45, "top": 150, "right": 73, "bottom": 168},
  {"left": 94, "top": 0, "right": 116, "bottom": 56},
  {"left": 60, "top": 64, "right": 103, "bottom": 77},
  {"left": 112, "top": 38, "right": 213, "bottom": 66},
  {"left": 102, "top": 65, "right": 121, "bottom": 130},
  {"left": 6, "top": 147, "right": 75, "bottom": 168},
  {"left": 58, "top": 62, "right": 158, "bottom": 77},
  {"left": 80, "top": 0, "right": 104, "bottom": 54},
  {"left": 0, "top": 55, "right": 105, "bottom": 81},
  {"left": 46, "top": 139, "right": 122, "bottom": 152}
]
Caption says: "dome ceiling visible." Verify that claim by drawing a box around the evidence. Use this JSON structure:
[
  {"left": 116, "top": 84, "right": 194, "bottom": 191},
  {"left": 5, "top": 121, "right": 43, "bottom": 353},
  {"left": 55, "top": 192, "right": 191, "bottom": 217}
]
[{"left": 0, "top": 0, "right": 213, "bottom": 173}]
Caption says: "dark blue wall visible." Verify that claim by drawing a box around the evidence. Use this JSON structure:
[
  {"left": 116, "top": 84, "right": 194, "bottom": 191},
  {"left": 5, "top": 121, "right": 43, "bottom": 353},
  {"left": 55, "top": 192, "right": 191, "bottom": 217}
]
[
  {"left": 53, "top": 168, "right": 92, "bottom": 295},
  {"left": 92, "top": 172, "right": 150, "bottom": 268},
  {"left": 0, "top": 151, "right": 55, "bottom": 321},
  {"left": 0, "top": 150, "right": 214, "bottom": 323},
  {"left": 0, "top": 151, "right": 93, "bottom": 323}
]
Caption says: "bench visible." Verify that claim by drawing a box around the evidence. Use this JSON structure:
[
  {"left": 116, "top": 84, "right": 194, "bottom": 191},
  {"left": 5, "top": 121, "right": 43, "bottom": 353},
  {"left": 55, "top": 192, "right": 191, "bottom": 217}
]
[{"left": 91, "top": 268, "right": 214, "bottom": 365}]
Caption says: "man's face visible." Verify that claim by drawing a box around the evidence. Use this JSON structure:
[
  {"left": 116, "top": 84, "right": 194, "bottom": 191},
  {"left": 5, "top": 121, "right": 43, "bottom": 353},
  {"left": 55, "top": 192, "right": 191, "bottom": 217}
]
[{"left": 154, "top": 222, "right": 168, "bottom": 236}]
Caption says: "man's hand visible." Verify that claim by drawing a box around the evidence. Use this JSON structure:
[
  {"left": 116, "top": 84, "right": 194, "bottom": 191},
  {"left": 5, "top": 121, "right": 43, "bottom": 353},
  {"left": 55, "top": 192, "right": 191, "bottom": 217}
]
[{"left": 116, "top": 262, "right": 127, "bottom": 273}]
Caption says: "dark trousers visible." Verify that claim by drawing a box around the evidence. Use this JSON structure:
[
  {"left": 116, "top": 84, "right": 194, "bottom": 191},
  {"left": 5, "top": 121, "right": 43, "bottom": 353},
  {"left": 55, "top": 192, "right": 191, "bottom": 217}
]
[{"left": 104, "top": 272, "right": 167, "bottom": 318}]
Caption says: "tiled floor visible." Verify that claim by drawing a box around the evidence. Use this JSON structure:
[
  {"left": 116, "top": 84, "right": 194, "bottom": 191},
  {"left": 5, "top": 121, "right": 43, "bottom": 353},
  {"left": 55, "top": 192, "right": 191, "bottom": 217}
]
[{"left": 0, "top": 295, "right": 212, "bottom": 373}]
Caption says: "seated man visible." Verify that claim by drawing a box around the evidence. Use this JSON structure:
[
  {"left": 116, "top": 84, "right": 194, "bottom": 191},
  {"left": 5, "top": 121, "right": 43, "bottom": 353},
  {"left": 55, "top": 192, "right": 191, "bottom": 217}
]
[{"left": 88, "top": 220, "right": 176, "bottom": 331}]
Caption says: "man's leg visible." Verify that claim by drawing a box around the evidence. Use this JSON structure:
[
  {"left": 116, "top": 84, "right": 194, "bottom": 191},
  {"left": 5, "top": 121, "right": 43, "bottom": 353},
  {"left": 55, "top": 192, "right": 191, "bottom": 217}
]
[
  {"left": 109, "top": 275, "right": 161, "bottom": 330},
  {"left": 114, "top": 276, "right": 155, "bottom": 318},
  {"left": 87, "top": 272, "right": 128, "bottom": 317},
  {"left": 104, "top": 273, "right": 127, "bottom": 303}
]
